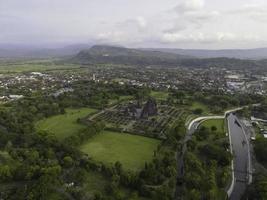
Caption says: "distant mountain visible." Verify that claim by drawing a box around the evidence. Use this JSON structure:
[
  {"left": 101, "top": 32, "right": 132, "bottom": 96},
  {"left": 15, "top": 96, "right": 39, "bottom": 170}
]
[
  {"left": 0, "top": 44, "right": 93, "bottom": 59},
  {"left": 143, "top": 48, "right": 267, "bottom": 60},
  {"left": 71, "top": 45, "right": 193, "bottom": 65},
  {"left": 79, "top": 45, "right": 193, "bottom": 58},
  {"left": 70, "top": 45, "right": 267, "bottom": 70}
]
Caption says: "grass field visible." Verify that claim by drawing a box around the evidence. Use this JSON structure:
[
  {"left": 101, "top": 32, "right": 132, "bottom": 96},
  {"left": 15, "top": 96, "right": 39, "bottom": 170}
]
[
  {"left": 108, "top": 95, "right": 133, "bottom": 105},
  {"left": 80, "top": 131, "right": 160, "bottom": 171},
  {"left": 150, "top": 91, "right": 169, "bottom": 101},
  {"left": 0, "top": 60, "right": 82, "bottom": 73},
  {"left": 35, "top": 107, "right": 97, "bottom": 140},
  {"left": 190, "top": 101, "right": 210, "bottom": 114},
  {"left": 201, "top": 119, "right": 225, "bottom": 135}
]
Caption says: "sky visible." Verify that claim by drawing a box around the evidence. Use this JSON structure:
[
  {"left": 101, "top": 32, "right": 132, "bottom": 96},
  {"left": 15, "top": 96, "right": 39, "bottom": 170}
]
[{"left": 1, "top": 0, "right": 267, "bottom": 49}]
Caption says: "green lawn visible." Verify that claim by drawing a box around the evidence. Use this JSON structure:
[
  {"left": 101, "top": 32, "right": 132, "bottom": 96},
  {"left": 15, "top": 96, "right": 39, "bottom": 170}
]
[
  {"left": 0, "top": 61, "right": 81, "bottom": 73},
  {"left": 201, "top": 119, "right": 225, "bottom": 134},
  {"left": 35, "top": 107, "right": 97, "bottom": 140},
  {"left": 150, "top": 91, "right": 169, "bottom": 101},
  {"left": 80, "top": 131, "right": 160, "bottom": 171},
  {"left": 108, "top": 95, "right": 133, "bottom": 105},
  {"left": 190, "top": 101, "right": 210, "bottom": 114}
]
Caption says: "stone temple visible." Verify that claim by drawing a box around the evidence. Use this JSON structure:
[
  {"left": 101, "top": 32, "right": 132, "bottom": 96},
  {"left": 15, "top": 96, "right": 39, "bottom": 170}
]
[
  {"left": 140, "top": 98, "right": 158, "bottom": 119},
  {"left": 123, "top": 98, "right": 158, "bottom": 119}
]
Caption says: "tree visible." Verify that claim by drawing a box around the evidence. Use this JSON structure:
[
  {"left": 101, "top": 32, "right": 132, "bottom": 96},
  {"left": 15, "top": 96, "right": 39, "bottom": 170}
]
[
  {"left": 193, "top": 108, "right": 203, "bottom": 115},
  {"left": 211, "top": 126, "right": 217, "bottom": 132},
  {"left": 63, "top": 156, "right": 73, "bottom": 168},
  {"left": 0, "top": 165, "right": 12, "bottom": 181},
  {"left": 254, "top": 138, "right": 267, "bottom": 165}
]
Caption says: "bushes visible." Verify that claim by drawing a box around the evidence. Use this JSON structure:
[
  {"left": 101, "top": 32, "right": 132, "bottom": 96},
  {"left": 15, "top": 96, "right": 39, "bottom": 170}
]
[
  {"left": 244, "top": 172, "right": 267, "bottom": 200},
  {"left": 254, "top": 138, "right": 267, "bottom": 166},
  {"left": 199, "top": 144, "right": 232, "bottom": 167},
  {"left": 64, "top": 121, "right": 105, "bottom": 146}
]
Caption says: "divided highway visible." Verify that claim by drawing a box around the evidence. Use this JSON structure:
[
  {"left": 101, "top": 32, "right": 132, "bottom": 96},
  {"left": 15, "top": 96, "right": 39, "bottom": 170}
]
[
  {"left": 175, "top": 108, "right": 252, "bottom": 200},
  {"left": 228, "top": 113, "right": 251, "bottom": 200}
]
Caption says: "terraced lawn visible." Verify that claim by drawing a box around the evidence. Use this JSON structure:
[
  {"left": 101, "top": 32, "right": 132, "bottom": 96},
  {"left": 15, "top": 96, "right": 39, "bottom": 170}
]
[{"left": 80, "top": 131, "right": 160, "bottom": 171}]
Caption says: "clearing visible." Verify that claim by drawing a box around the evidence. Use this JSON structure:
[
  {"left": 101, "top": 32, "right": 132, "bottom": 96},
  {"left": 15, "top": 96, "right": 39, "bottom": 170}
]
[
  {"left": 35, "top": 107, "right": 97, "bottom": 140},
  {"left": 80, "top": 131, "right": 160, "bottom": 171}
]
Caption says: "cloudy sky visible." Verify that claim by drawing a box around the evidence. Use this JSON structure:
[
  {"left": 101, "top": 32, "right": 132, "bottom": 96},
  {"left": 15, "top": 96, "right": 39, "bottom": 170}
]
[{"left": 1, "top": 0, "right": 267, "bottom": 49}]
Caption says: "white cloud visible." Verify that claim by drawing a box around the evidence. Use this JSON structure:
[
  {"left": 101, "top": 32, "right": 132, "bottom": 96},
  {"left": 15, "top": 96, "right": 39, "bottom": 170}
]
[
  {"left": 136, "top": 17, "right": 147, "bottom": 28},
  {"left": 228, "top": 4, "right": 267, "bottom": 22},
  {"left": 96, "top": 31, "right": 125, "bottom": 43},
  {"left": 174, "top": 0, "right": 205, "bottom": 13},
  {"left": 161, "top": 31, "right": 261, "bottom": 44},
  {"left": 1, "top": 0, "right": 267, "bottom": 48}
]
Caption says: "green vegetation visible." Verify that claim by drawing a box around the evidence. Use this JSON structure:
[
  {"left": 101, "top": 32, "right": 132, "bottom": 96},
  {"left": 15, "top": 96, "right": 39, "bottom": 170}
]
[
  {"left": 150, "top": 91, "right": 169, "bottom": 101},
  {"left": 0, "top": 151, "right": 14, "bottom": 165},
  {"left": 0, "top": 60, "right": 82, "bottom": 73},
  {"left": 245, "top": 171, "right": 267, "bottom": 199},
  {"left": 83, "top": 171, "right": 108, "bottom": 195},
  {"left": 254, "top": 137, "right": 267, "bottom": 167},
  {"left": 80, "top": 131, "right": 160, "bottom": 170},
  {"left": 1, "top": 74, "right": 262, "bottom": 199},
  {"left": 35, "top": 107, "right": 97, "bottom": 140},
  {"left": 201, "top": 119, "right": 225, "bottom": 135},
  {"left": 190, "top": 101, "right": 210, "bottom": 114},
  {"left": 183, "top": 118, "right": 231, "bottom": 199},
  {"left": 108, "top": 95, "right": 133, "bottom": 105}
]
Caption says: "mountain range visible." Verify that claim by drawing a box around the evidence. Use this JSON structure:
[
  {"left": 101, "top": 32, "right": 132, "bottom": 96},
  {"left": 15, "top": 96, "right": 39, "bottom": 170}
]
[
  {"left": 143, "top": 48, "right": 267, "bottom": 60},
  {"left": 1, "top": 43, "right": 267, "bottom": 60},
  {"left": 69, "top": 45, "right": 267, "bottom": 69}
]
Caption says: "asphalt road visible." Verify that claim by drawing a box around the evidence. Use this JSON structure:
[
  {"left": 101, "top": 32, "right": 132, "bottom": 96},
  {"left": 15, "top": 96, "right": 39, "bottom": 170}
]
[{"left": 228, "top": 113, "right": 250, "bottom": 200}]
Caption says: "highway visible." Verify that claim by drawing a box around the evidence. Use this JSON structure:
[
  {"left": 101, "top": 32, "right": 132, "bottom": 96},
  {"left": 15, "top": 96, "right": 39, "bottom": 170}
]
[
  {"left": 175, "top": 111, "right": 252, "bottom": 200},
  {"left": 228, "top": 113, "right": 251, "bottom": 200}
]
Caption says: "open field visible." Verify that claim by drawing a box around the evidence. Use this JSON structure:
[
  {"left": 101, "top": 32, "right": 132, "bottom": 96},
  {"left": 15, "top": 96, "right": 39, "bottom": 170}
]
[
  {"left": 201, "top": 119, "right": 225, "bottom": 134},
  {"left": 80, "top": 131, "right": 160, "bottom": 171},
  {"left": 108, "top": 95, "right": 133, "bottom": 105},
  {"left": 190, "top": 101, "right": 210, "bottom": 114},
  {"left": 0, "top": 61, "right": 82, "bottom": 73},
  {"left": 150, "top": 91, "right": 169, "bottom": 101},
  {"left": 35, "top": 107, "right": 97, "bottom": 140}
]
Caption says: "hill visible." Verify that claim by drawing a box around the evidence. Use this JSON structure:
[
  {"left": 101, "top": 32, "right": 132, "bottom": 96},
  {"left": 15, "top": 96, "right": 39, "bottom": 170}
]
[
  {"left": 0, "top": 44, "right": 93, "bottom": 59},
  {"left": 143, "top": 48, "right": 267, "bottom": 60},
  {"left": 70, "top": 45, "right": 267, "bottom": 69},
  {"left": 71, "top": 45, "right": 192, "bottom": 65}
]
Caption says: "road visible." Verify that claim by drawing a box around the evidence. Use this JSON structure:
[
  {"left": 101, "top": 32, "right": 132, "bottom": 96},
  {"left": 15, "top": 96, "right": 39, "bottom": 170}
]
[
  {"left": 175, "top": 110, "right": 252, "bottom": 200},
  {"left": 228, "top": 113, "right": 251, "bottom": 200}
]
